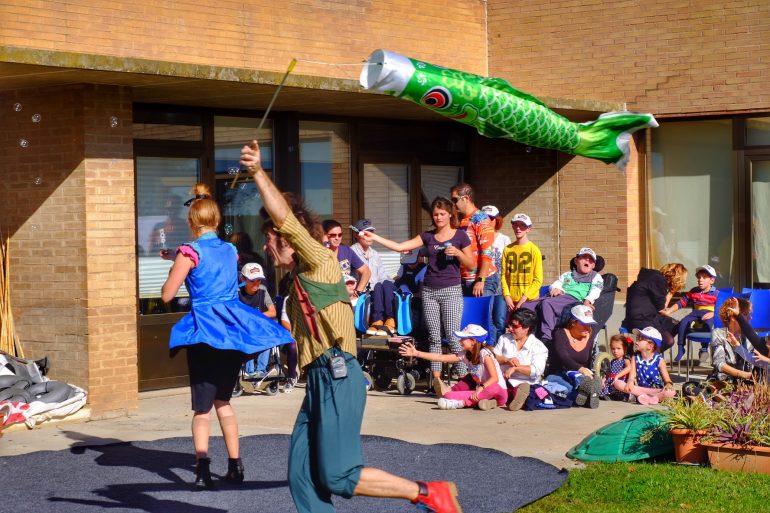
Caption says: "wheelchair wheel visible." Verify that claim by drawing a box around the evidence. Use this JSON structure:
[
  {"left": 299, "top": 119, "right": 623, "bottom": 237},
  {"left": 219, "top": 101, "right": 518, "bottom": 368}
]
[
  {"left": 232, "top": 380, "right": 244, "bottom": 398},
  {"left": 396, "top": 373, "right": 416, "bottom": 395},
  {"left": 264, "top": 380, "right": 280, "bottom": 396},
  {"left": 593, "top": 351, "right": 612, "bottom": 380},
  {"left": 409, "top": 369, "right": 422, "bottom": 383},
  {"left": 362, "top": 371, "right": 373, "bottom": 392}
]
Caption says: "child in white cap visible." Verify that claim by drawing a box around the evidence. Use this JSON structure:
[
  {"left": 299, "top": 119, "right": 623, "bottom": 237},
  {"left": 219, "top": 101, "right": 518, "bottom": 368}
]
[
  {"left": 398, "top": 324, "right": 507, "bottom": 410},
  {"left": 663, "top": 264, "right": 718, "bottom": 362},
  {"left": 615, "top": 327, "right": 676, "bottom": 405}
]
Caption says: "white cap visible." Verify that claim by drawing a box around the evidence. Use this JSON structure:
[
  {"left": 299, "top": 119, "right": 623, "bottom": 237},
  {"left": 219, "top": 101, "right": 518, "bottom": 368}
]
[
  {"left": 695, "top": 264, "right": 717, "bottom": 278},
  {"left": 343, "top": 274, "right": 357, "bottom": 285},
  {"left": 511, "top": 213, "right": 532, "bottom": 228},
  {"left": 570, "top": 304, "right": 597, "bottom": 325},
  {"left": 453, "top": 323, "right": 488, "bottom": 341},
  {"left": 633, "top": 327, "right": 663, "bottom": 347},
  {"left": 576, "top": 247, "right": 597, "bottom": 261},
  {"left": 241, "top": 263, "right": 265, "bottom": 281},
  {"left": 481, "top": 205, "right": 500, "bottom": 218}
]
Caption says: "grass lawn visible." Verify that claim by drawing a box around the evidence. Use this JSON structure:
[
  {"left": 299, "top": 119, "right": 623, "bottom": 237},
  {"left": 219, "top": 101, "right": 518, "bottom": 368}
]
[{"left": 518, "top": 461, "right": 770, "bottom": 513}]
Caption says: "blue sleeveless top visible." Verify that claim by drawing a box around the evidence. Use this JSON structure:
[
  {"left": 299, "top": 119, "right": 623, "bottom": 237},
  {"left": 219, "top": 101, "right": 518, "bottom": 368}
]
[{"left": 168, "top": 232, "right": 293, "bottom": 354}]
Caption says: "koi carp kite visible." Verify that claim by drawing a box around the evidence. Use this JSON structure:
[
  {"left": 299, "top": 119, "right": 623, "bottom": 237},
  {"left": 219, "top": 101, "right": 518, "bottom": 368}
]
[{"left": 359, "top": 50, "right": 657, "bottom": 171}]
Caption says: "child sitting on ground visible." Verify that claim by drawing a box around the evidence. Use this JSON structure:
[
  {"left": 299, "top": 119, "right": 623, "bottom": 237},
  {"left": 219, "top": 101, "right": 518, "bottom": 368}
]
[
  {"left": 600, "top": 335, "right": 631, "bottom": 400},
  {"left": 398, "top": 324, "right": 507, "bottom": 410},
  {"left": 615, "top": 327, "right": 676, "bottom": 405},
  {"left": 664, "top": 264, "right": 718, "bottom": 362}
]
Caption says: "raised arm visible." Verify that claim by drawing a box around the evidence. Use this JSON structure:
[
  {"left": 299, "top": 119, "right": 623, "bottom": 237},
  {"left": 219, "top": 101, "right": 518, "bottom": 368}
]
[
  {"left": 241, "top": 140, "right": 290, "bottom": 229},
  {"left": 360, "top": 230, "right": 423, "bottom": 253}
]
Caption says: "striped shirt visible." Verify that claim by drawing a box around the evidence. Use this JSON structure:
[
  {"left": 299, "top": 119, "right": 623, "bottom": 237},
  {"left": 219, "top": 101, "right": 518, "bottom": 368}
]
[{"left": 277, "top": 212, "right": 357, "bottom": 369}]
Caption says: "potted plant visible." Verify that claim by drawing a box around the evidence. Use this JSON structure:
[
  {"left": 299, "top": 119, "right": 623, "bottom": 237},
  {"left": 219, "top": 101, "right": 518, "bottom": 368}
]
[
  {"left": 701, "top": 381, "right": 770, "bottom": 474},
  {"left": 660, "top": 393, "right": 716, "bottom": 465}
]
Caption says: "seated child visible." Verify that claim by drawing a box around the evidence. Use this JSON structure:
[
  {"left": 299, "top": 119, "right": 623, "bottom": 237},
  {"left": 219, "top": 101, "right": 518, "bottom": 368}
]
[
  {"left": 394, "top": 249, "right": 428, "bottom": 340},
  {"left": 398, "top": 324, "right": 507, "bottom": 410},
  {"left": 238, "top": 263, "right": 277, "bottom": 378},
  {"left": 615, "top": 327, "right": 676, "bottom": 405},
  {"left": 600, "top": 334, "right": 631, "bottom": 400},
  {"left": 664, "top": 264, "right": 718, "bottom": 361},
  {"left": 539, "top": 247, "right": 604, "bottom": 343},
  {"left": 344, "top": 274, "right": 359, "bottom": 307}
]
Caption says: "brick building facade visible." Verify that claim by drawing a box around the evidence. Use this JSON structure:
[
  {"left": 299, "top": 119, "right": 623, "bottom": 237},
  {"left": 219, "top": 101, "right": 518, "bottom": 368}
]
[{"left": 1, "top": 1, "right": 767, "bottom": 416}]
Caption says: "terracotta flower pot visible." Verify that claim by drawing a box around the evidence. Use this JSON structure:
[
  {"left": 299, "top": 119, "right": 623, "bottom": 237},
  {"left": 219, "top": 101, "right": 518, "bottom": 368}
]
[
  {"left": 669, "top": 428, "right": 708, "bottom": 465},
  {"left": 702, "top": 442, "right": 770, "bottom": 475}
]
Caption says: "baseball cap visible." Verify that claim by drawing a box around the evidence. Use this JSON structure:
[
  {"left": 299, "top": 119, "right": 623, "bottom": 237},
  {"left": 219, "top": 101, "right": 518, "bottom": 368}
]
[
  {"left": 695, "top": 264, "right": 717, "bottom": 278},
  {"left": 343, "top": 274, "right": 357, "bottom": 285},
  {"left": 570, "top": 304, "right": 597, "bottom": 325},
  {"left": 353, "top": 218, "right": 376, "bottom": 232},
  {"left": 453, "top": 324, "right": 488, "bottom": 342},
  {"left": 511, "top": 213, "right": 532, "bottom": 227},
  {"left": 481, "top": 205, "right": 500, "bottom": 218},
  {"left": 241, "top": 262, "right": 266, "bottom": 281},
  {"left": 576, "top": 247, "right": 597, "bottom": 261},
  {"left": 632, "top": 327, "right": 663, "bottom": 347},
  {"left": 400, "top": 249, "right": 420, "bottom": 265}
]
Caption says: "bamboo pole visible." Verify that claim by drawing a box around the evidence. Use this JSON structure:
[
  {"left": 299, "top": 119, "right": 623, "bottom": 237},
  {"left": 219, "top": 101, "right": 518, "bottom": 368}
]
[{"left": 0, "top": 233, "right": 23, "bottom": 357}]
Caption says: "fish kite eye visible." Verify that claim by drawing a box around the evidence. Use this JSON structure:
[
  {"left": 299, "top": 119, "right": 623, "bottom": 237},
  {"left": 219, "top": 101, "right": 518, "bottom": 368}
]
[{"left": 421, "top": 87, "right": 452, "bottom": 110}]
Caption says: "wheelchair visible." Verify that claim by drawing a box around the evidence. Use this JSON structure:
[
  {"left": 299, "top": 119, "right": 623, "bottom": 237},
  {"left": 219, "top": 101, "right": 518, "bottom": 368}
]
[{"left": 354, "top": 289, "right": 426, "bottom": 395}]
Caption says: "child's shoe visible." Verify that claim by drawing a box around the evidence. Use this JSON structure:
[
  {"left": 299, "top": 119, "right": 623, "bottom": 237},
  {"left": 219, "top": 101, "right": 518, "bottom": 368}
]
[
  {"left": 412, "top": 481, "right": 463, "bottom": 513},
  {"left": 637, "top": 394, "right": 651, "bottom": 405},
  {"left": 384, "top": 317, "right": 397, "bottom": 334},
  {"left": 437, "top": 398, "right": 465, "bottom": 410},
  {"left": 674, "top": 345, "right": 686, "bottom": 362},
  {"left": 366, "top": 322, "right": 385, "bottom": 335},
  {"left": 647, "top": 395, "right": 660, "bottom": 406},
  {"left": 476, "top": 399, "right": 497, "bottom": 411}
]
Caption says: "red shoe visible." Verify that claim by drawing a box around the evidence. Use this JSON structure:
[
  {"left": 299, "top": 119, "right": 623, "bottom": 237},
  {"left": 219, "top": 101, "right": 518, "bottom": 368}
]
[{"left": 412, "top": 481, "right": 463, "bottom": 513}]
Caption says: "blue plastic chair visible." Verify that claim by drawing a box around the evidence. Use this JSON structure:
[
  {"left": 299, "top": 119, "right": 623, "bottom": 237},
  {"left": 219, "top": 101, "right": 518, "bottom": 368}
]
[
  {"left": 539, "top": 285, "right": 550, "bottom": 298},
  {"left": 747, "top": 289, "right": 770, "bottom": 337},
  {"left": 459, "top": 295, "right": 494, "bottom": 343}
]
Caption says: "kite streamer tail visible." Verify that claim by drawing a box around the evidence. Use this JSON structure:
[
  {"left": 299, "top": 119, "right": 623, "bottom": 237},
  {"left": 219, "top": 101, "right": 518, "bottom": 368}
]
[{"left": 575, "top": 112, "right": 658, "bottom": 171}]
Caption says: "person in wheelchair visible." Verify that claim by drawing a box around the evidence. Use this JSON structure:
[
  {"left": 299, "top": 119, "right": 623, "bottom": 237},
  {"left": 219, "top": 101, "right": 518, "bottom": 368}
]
[
  {"left": 350, "top": 218, "right": 399, "bottom": 336},
  {"left": 663, "top": 264, "right": 718, "bottom": 362}
]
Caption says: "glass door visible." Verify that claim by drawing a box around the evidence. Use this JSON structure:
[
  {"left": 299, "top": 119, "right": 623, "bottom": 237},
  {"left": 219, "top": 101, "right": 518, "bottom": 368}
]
[{"left": 749, "top": 157, "right": 770, "bottom": 287}]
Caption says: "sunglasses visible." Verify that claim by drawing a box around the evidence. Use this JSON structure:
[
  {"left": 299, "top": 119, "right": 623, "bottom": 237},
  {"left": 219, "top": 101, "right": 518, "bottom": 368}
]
[
  {"left": 327, "top": 232, "right": 343, "bottom": 238},
  {"left": 450, "top": 195, "right": 465, "bottom": 204}
]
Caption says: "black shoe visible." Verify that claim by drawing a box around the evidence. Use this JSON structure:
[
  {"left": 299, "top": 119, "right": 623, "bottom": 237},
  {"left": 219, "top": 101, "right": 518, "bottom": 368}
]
[
  {"left": 194, "top": 457, "right": 216, "bottom": 490},
  {"left": 224, "top": 457, "right": 244, "bottom": 484}
]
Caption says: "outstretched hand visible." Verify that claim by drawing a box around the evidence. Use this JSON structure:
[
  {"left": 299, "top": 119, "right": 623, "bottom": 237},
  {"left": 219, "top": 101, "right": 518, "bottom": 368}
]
[
  {"left": 725, "top": 297, "right": 740, "bottom": 317},
  {"left": 398, "top": 342, "right": 418, "bottom": 357}
]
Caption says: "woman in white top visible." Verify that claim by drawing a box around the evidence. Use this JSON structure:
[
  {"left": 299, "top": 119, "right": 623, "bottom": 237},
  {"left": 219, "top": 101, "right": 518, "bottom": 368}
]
[
  {"left": 399, "top": 324, "right": 507, "bottom": 410},
  {"left": 492, "top": 308, "right": 548, "bottom": 411}
]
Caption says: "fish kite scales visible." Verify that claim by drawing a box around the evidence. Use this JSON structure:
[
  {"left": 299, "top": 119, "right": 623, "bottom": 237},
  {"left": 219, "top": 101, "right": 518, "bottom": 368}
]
[{"left": 359, "top": 50, "right": 658, "bottom": 171}]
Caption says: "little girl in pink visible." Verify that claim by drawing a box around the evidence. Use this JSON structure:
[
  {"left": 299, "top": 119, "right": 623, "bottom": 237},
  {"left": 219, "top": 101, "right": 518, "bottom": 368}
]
[
  {"left": 399, "top": 324, "right": 507, "bottom": 410},
  {"left": 614, "top": 326, "right": 676, "bottom": 405}
]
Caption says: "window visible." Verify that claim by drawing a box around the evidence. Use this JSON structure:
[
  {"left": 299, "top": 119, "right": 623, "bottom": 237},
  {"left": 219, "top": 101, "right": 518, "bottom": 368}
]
[
  {"left": 747, "top": 117, "right": 770, "bottom": 147},
  {"left": 649, "top": 120, "right": 734, "bottom": 288},
  {"left": 300, "top": 121, "right": 349, "bottom": 218},
  {"left": 136, "top": 156, "right": 199, "bottom": 314},
  {"left": 214, "top": 116, "right": 273, "bottom": 270}
]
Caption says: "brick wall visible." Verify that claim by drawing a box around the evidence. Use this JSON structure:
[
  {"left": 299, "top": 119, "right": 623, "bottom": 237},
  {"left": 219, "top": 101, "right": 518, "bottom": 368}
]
[
  {"left": 0, "top": 84, "right": 137, "bottom": 417},
  {"left": 487, "top": 0, "right": 770, "bottom": 116},
  {"left": 0, "top": 1, "right": 489, "bottom": 78}
]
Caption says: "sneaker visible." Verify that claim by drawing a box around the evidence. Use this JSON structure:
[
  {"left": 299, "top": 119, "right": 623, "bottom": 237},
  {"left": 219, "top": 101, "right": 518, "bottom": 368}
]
[
  {"left": 412, "top": 481, "right": 463, "bottom": 513},
  {"left": 432, "top": 378, "right": 450, "bottom": 398},
  {"left": 437, "top": 398, "right": 465, "bottom": 410},
  {"left": 575, "top": 377, "right": 600, "bottom": 409},
  {"left": 637, "top": 394, "right": 651, "bottom": 405},
  {"left": 366, "top": 322, "right": 384, "bottom": 335},
  {"left": 384, "top": 317, "right": 397, "bottom": 333},
  {"left": 281, "top": 377, "right": 297, "bottom": 393},
  {"left": 647, "top": 394, "right": 660, "bottom": 405},
  {"left": 245, "top": 370, "right": 267, "bottom": 379},
  {"left": 507, "top": 383, "right": 530, "bottom": 411},
  {"left": 477, "top": 399, "right": 497, "bottom": 411}
]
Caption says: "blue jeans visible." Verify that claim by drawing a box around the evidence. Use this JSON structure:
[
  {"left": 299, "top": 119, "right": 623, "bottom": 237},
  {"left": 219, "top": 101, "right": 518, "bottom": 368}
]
[
  {"left": 491, "top": 294, "right": 508, "bottom": 345},
  {"left": 545, "top": 372, "right": 584, "bottom": 404},
  {"left": 244, "top": 350, "right": 270, "bottom": 374}
]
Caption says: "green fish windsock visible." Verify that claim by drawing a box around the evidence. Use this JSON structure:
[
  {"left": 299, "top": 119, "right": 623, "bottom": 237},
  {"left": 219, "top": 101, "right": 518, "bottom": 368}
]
[{"left": 359, "top": 50, "right": 658, "bottom": 171}]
